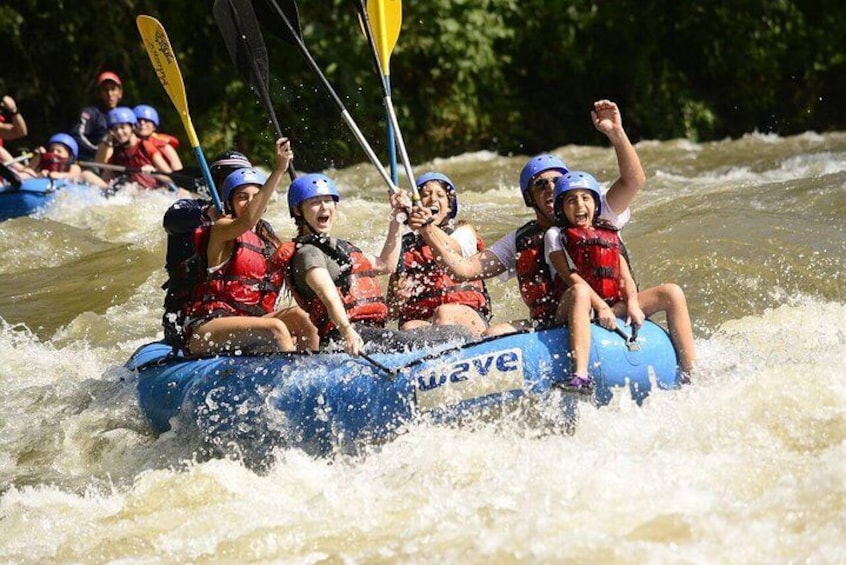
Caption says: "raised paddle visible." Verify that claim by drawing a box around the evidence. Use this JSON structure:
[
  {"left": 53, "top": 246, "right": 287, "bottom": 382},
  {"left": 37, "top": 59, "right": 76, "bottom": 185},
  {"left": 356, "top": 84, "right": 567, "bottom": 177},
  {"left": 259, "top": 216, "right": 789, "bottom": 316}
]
[
  {"left": 213, "top": 0, "right": 297, "bottom": 182},
  {"left": 354, "top": 0, "right": 419, "bottom": 203},
  {"left": 353, "top": 0, "right": 398, "bottom": 183},
  {"left": 251, "top": 0, "right": 400, "bottom": 194},
  {"left": 136, "top": 15, "right": 224, "bottom": 212}
]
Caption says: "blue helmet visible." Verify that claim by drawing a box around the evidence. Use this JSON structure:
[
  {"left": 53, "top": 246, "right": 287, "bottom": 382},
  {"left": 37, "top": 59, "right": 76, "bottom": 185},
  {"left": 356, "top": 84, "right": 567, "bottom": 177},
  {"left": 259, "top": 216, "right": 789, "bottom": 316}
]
[
  {"left": 133, "top": 104, "right": 159, "bottom": 127},
  {"left": 287, "top": 173, "right": 340, "bottom": 217},
  {"left": 220, "top": 167, "right": 267, "bottom": 208},
  {"left": 107, "top": 106, "right": 137, "bottom": 128},
  {"left": 48, "top": 133, "right": 79, "bottom": 161},
  {"left": 416, "top": 171, "right": 458, "bottom": 219},
  {"left": 553, "top": 171, "right": 602, "bottom": 223},
  {"left": 519, "top": 154, "right": 569, "bottom": 206}
]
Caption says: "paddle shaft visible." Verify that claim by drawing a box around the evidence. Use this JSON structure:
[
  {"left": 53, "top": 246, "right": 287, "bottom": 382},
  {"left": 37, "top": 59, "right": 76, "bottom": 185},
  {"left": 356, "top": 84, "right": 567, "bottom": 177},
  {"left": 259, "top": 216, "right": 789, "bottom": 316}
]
[
  {"left": 2, "top": 152, "right": 34, "bottom": 167},
  {"left": 360, "top": 352, "right": 398, "bottom": 378},
  {"left": 78, "top": 160, "right": 198, "bottom": 189},
  {"left": 263, "top": 0, "right": 397, "bottom": 193}
]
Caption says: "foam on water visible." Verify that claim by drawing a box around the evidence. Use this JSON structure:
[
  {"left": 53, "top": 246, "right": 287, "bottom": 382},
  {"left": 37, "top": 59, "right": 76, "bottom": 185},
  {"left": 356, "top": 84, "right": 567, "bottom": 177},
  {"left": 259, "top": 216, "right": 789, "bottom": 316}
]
[{"left": 1, "top": 298, "right": 844, "bottom": 561}]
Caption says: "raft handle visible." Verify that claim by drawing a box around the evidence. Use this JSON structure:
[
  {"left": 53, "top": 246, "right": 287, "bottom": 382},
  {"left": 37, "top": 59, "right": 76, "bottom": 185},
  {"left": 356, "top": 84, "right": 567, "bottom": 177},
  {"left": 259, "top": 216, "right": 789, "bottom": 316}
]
[{"left": 613, "top": 326, "right": 640, "bottom": 351}]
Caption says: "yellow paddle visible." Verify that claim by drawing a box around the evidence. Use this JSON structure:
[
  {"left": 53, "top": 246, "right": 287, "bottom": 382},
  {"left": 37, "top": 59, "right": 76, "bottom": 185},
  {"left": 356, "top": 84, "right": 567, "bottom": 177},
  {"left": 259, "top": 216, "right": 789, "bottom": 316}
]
[
  {"left": 358, "top": 0, "right": 419, "bottom": 203},
  {"left": 136, "top": 15, "right": 223, "bottom": 212},
  {"left": 368, "top": 0, "right": 401, "bottom": 78}
]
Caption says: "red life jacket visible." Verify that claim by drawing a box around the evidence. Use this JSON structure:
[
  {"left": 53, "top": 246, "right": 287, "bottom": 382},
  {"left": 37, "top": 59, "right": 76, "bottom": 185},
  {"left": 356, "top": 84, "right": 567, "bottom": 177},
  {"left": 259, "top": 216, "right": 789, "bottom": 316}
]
[
  {"left": 109, "top": 139, "right": 160, "bottom": 189},
  {"left": 515, "top": 220, "right": 564, "bottom": 324},
  {"left": 38, "top": 152, "right": 70, "bottom": 173},
  {"left": 562, "top": 225, "right": 623, "bottom": 305},
  {"left": 150, "top": 131, "right": 180, "bottom": 149},
  {"left": 393, "top": 230, "right": 491, "bottom": 325},
  {"left": 269, "top": 239, "right": 296, "bottom": 274},
  {"left": 185, "top": 226, "right": 282, "bottom": 320},
  {"left": 287, "top": 236, "right": 388, "bottom": 337}
]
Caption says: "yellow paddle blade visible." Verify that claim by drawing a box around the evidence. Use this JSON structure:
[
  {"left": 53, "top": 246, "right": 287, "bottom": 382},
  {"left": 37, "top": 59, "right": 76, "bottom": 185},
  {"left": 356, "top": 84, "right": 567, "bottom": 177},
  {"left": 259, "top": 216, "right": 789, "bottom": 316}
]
[
  {"left": 136, "top": 15, "right": 200, "bottom": 148},
  {"left": 367, "top": 0, "right": 401, "bottom": 76}
]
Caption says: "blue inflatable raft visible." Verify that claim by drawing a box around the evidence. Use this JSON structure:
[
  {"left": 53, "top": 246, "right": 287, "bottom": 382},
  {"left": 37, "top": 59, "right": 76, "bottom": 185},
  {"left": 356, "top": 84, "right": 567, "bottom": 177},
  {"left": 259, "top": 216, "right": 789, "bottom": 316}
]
[
  {"left": 0, "top": 177, "right": 92, "bottom": 221},
  {"left": 126, "top": 320, "right": 681, "bottom": 462}
]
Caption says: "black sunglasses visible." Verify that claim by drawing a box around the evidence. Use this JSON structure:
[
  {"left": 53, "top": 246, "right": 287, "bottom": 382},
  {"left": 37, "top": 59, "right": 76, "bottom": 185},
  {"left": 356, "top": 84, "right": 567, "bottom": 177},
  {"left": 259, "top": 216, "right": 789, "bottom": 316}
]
[{"left": 531, "top": 176, "right": 562, "bottom": 190}]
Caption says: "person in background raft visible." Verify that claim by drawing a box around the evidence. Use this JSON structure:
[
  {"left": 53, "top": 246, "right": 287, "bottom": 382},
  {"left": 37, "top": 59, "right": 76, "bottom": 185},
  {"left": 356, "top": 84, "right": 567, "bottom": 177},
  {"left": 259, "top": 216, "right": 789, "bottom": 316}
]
[
  {"left": 547, "top": 172, "right": 696, "bottom": 392},
  {"left": 0, "top": 95, "right": 27, "bottom": 145},
  {"left": 408, "top": 99, "right": 644, "bottom": 336},
  {"left": 386, "top": 172, "right": 491, "bottom": 337},
  {"left": 85, "top": 106, "right": 172, "bottom": 190},
  {"left": 161, "top": 149, "right": 318, "bottom": 352},
  {"left": 282, "top": 174, "right": 472, "bottom": 356},
  {"left": 183, "top": 138, "right": 296, "bottom": 355},
  {"left": 18, "top": 133, "right": 82, "bottom": 182},
  {"left": 72, "top": 71, "right": 123, "bottom": 161},
  {"left": 0, "top": 95, "right": 29, "bottom": 175},
  {"left": 133, "top": 104, "right": 183, "bottom": 171}
]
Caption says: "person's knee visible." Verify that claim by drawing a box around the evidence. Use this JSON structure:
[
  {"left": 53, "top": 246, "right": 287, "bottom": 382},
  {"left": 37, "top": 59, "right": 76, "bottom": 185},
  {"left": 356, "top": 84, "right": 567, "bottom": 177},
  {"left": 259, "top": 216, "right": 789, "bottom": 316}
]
[
  {"left": 484, "top": 322, "right": 517, "bottom": 337},
  {"left": 572, "top": 282, "right": 592, "bottom": 302},
  {"left": 561, "top": 283, "right": 591, "bottom": 313},
  {"left": 401, "top": 319, "right": 430, "bottom": 330},
  {"left": 267, "top": 319, "right": 294, "bottom": 348},
  {"left": 663, "top": 283, "right": 686, "bottom": 305},
  {"left": 432, "top": 305, "right": 464, "bottom": 326}
]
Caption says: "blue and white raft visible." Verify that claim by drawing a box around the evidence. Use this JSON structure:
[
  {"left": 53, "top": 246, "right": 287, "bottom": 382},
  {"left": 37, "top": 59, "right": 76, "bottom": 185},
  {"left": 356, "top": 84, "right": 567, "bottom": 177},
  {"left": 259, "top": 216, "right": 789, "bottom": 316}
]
[
  {"left": 126, "top": 321, "right": 681, "bottom": 460},
  {"left": 0, "top": 177, "right": 91, "bottom": 221}
]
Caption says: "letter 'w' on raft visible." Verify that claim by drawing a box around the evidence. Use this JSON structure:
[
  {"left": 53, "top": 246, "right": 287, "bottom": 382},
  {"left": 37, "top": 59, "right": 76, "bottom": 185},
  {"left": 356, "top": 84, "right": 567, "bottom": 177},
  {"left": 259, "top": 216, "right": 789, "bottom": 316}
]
[
  {"left": 136, "top": 15, "right": 224, "bottom": 213},
  {"left": 251, "top": 0, "right": 400, "bottom": 195},
  {"left": 353, "top": 0, "right": 420, "bottom": 204}
]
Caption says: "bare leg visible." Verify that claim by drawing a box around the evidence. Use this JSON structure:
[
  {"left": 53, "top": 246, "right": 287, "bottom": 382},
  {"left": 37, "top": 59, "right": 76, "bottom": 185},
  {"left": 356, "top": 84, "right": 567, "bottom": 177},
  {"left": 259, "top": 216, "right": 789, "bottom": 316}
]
[
  {"left": 270, "top": 306, "right": 318, "bottom": 351},
  {"left": 81, "top": 170, "right": 109, "bottom": 188},
  {"left": 638, "top": 284, "right": 696, "bottom": 372},
  {"left": 188, "top": 316, "right": 294, "bottom": 355},
  {"left": 400, "top": 319, "right": 433, "bottom": 330},
  {"left": 556, "top": 283, "right": 593, "bottom": 376},
  {"left": 483, "top": 319, "right": 534, "bottom": 337},
  {"left": 431, "top": 303, "right": 487, "bottom": 337}
]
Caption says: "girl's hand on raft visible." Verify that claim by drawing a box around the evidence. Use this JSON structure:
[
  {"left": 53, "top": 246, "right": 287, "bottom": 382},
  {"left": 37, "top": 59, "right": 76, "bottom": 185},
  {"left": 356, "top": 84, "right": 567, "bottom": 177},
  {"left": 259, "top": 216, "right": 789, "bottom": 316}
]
[
  {"left": 596, "top": 305, "right": 618, "bottom": 330},
  {"left": 341, "top": 324, "right": 364, "bottom": 356}
]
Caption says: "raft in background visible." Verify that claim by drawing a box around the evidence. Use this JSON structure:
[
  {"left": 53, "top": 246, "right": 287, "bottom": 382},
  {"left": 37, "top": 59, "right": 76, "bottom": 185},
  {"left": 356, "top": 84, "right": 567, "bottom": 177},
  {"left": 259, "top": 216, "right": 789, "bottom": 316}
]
[
  {"left": 0, "top": 177, "right": 92, "bottom": 221},
  {"left": 126, "top": 320, "right": 681, "bottom": 463}
]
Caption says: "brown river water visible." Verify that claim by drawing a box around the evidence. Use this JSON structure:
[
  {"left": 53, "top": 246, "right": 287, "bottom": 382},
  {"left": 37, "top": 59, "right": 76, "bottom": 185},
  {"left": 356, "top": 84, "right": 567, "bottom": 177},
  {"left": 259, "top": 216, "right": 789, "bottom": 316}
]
[{"left": 1, "top": 131, "right": 844, "bottom": 562}]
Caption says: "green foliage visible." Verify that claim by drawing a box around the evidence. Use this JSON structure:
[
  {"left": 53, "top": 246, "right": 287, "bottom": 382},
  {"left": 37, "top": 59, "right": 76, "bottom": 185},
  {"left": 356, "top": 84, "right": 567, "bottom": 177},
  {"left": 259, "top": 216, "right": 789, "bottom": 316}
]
[{"left": 1, "top": 1, "right": 844, "bottom": 167}]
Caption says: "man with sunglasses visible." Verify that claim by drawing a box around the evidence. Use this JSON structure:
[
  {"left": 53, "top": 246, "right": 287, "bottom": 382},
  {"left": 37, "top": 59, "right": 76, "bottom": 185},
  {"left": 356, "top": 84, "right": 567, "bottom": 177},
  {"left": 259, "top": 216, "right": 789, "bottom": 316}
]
[{"left": 408, "top": 99, "right": 644, "bottom": 335}]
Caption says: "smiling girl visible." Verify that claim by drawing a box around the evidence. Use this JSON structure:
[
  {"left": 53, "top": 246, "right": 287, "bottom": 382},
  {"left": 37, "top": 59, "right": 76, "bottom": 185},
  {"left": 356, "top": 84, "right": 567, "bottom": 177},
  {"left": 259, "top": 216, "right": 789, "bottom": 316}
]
[
  {"left": 546, "top": 171, "right": 697, "bottom": 392},
  {"left": 183, "top": 138, "right": 296, "bottom": 355},
  {"left": 388, "top": 172, "right": 491, "bottom": 336},
  {"left": 284, "top": 173, "right": 408, "bottom": 356}
]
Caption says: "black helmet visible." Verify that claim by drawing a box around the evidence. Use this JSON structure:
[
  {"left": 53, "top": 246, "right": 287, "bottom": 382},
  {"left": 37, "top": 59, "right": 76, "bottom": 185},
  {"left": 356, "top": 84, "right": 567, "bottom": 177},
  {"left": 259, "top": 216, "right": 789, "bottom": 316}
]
[{"left": 209, "top": 150, "right": 251, "bottom": 188}]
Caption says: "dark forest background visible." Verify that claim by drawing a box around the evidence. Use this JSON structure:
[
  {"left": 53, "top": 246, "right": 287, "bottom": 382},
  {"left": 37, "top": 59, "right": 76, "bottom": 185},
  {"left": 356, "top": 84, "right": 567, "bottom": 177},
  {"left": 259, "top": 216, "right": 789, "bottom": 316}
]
[{"left": 2, "top": 0, "right": 845, "bottom": 170}]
